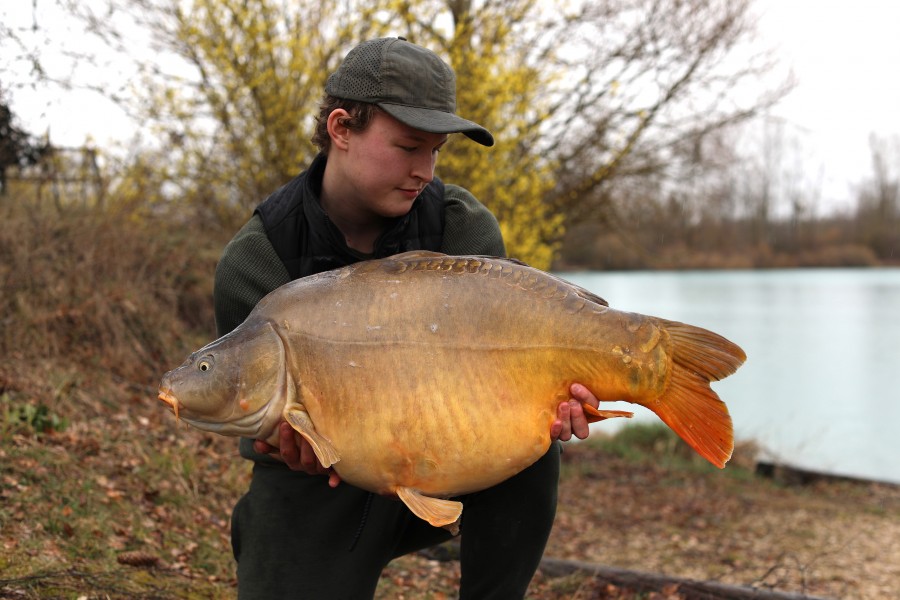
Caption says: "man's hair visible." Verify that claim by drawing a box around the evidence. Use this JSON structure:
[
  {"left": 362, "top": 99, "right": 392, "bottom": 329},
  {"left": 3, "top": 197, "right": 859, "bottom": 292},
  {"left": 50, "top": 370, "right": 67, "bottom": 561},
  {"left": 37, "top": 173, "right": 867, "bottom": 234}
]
[{"left": 311, "top": 95, "right": 379, "bottom": 154}]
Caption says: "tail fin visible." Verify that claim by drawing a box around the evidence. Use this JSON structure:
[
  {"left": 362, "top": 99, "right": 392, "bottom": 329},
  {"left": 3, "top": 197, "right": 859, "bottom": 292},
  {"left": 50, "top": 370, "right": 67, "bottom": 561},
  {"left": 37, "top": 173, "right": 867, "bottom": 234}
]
[{"left": 648, "top": 319, "right": 746, "bottom": 468}]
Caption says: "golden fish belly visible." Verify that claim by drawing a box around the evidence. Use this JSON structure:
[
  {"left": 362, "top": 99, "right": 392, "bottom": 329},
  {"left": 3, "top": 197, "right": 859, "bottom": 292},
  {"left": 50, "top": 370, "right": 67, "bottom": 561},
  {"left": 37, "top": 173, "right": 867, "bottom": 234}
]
[{"left": 290, "top": 339, "right": 656, "bottom": 498}]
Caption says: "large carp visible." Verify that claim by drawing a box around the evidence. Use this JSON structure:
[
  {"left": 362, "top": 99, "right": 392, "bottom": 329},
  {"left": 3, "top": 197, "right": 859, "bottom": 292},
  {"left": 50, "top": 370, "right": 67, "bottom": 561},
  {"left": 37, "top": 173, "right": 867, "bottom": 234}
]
[{"left": 158, "top": 251, "right": 745, "bottom": 529}]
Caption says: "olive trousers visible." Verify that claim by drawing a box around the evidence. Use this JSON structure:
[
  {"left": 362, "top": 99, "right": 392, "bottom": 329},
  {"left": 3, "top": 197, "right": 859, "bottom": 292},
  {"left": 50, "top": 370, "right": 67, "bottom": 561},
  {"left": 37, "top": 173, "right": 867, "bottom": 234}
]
[{"left": 230, "top": 442, "right": 560, "bottom": 599}]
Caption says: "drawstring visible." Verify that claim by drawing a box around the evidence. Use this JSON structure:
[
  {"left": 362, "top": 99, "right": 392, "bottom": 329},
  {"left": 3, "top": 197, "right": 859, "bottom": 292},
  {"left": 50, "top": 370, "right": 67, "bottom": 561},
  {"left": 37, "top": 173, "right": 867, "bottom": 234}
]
[{"left": 348, "top": 492, "right": 374, "bottom": 552}]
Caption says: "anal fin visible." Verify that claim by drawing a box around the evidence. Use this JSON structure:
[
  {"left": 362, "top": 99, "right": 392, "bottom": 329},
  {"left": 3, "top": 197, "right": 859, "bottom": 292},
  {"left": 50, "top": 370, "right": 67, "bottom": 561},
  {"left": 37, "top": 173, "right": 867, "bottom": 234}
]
[
  {"left": 396, "top": 487, "right": 462, "bottom": 534},
  {"left": 583, "top": 404, "right": 634, "bottom": 423},
  {"left": 284, "top": 404, "right": 341, "bottom": 468}
]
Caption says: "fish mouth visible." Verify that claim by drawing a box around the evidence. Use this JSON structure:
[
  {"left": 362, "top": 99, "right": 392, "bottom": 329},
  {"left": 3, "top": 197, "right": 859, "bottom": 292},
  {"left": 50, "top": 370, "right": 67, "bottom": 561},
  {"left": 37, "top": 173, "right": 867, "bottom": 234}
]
[
  {"left": 157, "top": 388, "right": 181, "bottom": 420},
  {"left": 155, "top": 389, "right": 270, "bottom": 437}
]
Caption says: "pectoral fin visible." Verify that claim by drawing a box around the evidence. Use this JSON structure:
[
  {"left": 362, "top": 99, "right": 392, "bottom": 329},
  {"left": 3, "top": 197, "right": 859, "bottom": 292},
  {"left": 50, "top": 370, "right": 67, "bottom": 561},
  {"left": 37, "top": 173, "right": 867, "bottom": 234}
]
[
  {"left": 396, "top": 487, "right": 462, "bottom": 534},
  {"left": 583, "top": 404, "right": 634, "bottom": 423},
  {"left": 284, "top": 404, "right": 341, "bottom": 468}
]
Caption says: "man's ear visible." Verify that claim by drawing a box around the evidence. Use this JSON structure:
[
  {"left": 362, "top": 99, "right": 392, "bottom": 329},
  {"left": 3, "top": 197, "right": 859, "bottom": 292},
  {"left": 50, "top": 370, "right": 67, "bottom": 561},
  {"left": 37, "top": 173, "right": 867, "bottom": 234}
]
[{"left": 326, "top": 109, "right": 352, "bottom": 151}]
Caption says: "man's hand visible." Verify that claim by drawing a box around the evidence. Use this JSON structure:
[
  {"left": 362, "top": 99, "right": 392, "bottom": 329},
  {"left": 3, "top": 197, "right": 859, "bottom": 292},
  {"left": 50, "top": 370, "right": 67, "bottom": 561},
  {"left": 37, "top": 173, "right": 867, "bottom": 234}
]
[
  {"left": 253, "top": 422, "right": 341, "bottom": 488},
  {"left": 551, "top": 383, "right": 599, "bottom": 442}
]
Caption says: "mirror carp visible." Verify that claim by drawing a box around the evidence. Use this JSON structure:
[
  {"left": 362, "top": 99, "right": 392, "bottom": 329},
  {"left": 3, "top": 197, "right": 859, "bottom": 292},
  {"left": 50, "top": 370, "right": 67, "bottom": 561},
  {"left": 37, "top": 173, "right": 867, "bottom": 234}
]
[{"left": 158, "top": 251, "right": 746, "bottom": 530}]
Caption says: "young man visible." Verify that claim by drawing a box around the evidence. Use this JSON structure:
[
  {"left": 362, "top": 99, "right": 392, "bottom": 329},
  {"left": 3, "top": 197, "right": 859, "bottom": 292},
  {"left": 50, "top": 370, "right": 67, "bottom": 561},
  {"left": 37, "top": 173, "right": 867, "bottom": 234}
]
[{"left": 214, "top": 37, "right": 600, "bottom": 599}]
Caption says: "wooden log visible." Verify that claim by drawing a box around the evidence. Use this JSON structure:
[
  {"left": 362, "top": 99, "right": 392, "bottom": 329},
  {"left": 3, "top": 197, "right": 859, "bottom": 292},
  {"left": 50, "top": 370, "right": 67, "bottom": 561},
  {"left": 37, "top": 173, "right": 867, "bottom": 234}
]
[{"left": 537, "top": 556, "right": 830, "bottom": 600}]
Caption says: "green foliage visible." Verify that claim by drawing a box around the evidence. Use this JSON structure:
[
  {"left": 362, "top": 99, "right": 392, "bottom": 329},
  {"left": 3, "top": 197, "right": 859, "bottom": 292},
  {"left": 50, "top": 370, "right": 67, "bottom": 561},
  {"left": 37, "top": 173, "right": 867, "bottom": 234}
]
[
  {"left": 584, "top": 422, "right": 713, "bottom": 468},
  {"left": 604, "top": 422, "right": 688, "bottom": 459},
  {"left": 1, "top": 394, "right": 68, "bottom": 436}
]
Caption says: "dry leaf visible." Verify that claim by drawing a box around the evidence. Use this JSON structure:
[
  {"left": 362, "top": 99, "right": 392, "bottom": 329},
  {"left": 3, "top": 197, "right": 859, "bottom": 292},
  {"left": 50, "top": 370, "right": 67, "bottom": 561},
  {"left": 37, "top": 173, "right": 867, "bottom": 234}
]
[{"left": 117, "top": 551, "right": 160, "bottom": 568}]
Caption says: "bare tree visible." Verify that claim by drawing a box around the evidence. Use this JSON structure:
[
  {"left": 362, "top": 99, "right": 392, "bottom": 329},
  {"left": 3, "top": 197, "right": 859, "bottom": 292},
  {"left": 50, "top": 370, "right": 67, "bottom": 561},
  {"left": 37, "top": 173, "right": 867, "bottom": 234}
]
[
  {"left": 855, "top": 134, "right": 900, "bottom": 259},
  {"left": 542, "top": 0, "right": 792, "bottom": 224}
]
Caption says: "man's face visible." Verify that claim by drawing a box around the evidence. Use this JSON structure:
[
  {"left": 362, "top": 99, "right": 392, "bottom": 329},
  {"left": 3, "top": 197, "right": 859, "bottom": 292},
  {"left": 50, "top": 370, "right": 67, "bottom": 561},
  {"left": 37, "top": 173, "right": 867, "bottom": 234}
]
[{"left": 343, "top": 111, "right": 449, "bottom": 218}]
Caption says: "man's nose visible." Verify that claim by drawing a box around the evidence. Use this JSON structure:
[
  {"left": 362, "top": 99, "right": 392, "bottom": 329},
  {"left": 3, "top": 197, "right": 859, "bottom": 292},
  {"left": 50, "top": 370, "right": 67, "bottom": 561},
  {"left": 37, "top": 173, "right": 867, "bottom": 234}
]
[{"left": 410, "top": 151, "right": 436, "bottom": 183}]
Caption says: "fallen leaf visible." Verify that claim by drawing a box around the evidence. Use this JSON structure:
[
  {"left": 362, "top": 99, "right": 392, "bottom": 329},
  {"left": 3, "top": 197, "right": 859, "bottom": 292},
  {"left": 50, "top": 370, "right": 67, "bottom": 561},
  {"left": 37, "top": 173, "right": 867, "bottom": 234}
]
[{"left": 117, "top": 551, "right": 160, "bottom": 568}]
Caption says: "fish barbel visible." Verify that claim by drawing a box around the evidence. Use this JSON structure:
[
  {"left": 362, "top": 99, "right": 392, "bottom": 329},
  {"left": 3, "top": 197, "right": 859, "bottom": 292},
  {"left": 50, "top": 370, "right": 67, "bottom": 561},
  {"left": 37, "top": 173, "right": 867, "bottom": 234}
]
[{"left": 158, "top": 251, "right": 745, "bottom": 529}]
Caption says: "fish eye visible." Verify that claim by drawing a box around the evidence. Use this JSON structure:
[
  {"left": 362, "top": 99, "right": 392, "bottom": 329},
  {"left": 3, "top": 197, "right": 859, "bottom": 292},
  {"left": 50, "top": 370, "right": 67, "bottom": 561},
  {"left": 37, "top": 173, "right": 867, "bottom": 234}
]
[{"left": 197, "top": 356, "right": 214, "bottom": 372}]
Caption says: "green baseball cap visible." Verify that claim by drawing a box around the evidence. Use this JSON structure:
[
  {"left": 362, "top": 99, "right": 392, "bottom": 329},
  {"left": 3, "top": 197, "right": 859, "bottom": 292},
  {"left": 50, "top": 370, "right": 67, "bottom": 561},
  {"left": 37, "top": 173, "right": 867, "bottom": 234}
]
[{"left": 325, "top": 37, "right": 494, "bottom": 147}]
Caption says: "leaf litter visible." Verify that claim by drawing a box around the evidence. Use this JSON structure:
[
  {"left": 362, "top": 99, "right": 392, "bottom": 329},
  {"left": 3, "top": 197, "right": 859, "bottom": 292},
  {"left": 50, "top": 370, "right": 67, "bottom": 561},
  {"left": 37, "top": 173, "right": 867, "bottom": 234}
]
[{"left": 3, "top": 368, "right": 900, "bottom": 599}]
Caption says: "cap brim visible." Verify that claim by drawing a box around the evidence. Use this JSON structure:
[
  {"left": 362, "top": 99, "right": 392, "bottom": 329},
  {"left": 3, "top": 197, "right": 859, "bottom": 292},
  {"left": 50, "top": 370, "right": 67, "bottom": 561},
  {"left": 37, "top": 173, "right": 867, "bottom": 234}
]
[{"left": 380, "top": 103, "right": 494, "bottom": 147}]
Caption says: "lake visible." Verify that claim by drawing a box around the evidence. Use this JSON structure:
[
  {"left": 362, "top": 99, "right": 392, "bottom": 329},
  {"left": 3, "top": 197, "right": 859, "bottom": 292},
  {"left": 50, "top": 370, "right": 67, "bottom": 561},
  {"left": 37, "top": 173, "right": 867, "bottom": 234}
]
[{"left": 561, "top": 268, "right": 900, "bottom": 485}]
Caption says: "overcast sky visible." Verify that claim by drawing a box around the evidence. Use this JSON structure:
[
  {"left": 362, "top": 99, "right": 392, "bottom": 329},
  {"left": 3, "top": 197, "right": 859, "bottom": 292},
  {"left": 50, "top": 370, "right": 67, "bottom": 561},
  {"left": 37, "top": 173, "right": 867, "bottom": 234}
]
[
  {"left": 4, "top": 0, "right": 899, "bottom": 214},
  {"left": 756, "top": 0, "right": 900, "bottom": 211}
]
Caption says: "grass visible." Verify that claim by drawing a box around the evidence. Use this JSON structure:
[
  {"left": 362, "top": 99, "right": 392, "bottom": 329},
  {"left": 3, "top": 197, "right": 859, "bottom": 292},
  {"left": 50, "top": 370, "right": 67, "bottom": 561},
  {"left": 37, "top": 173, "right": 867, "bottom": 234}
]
[{"left": 1, "top": 403, "right": 246, "bottom": 598}]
